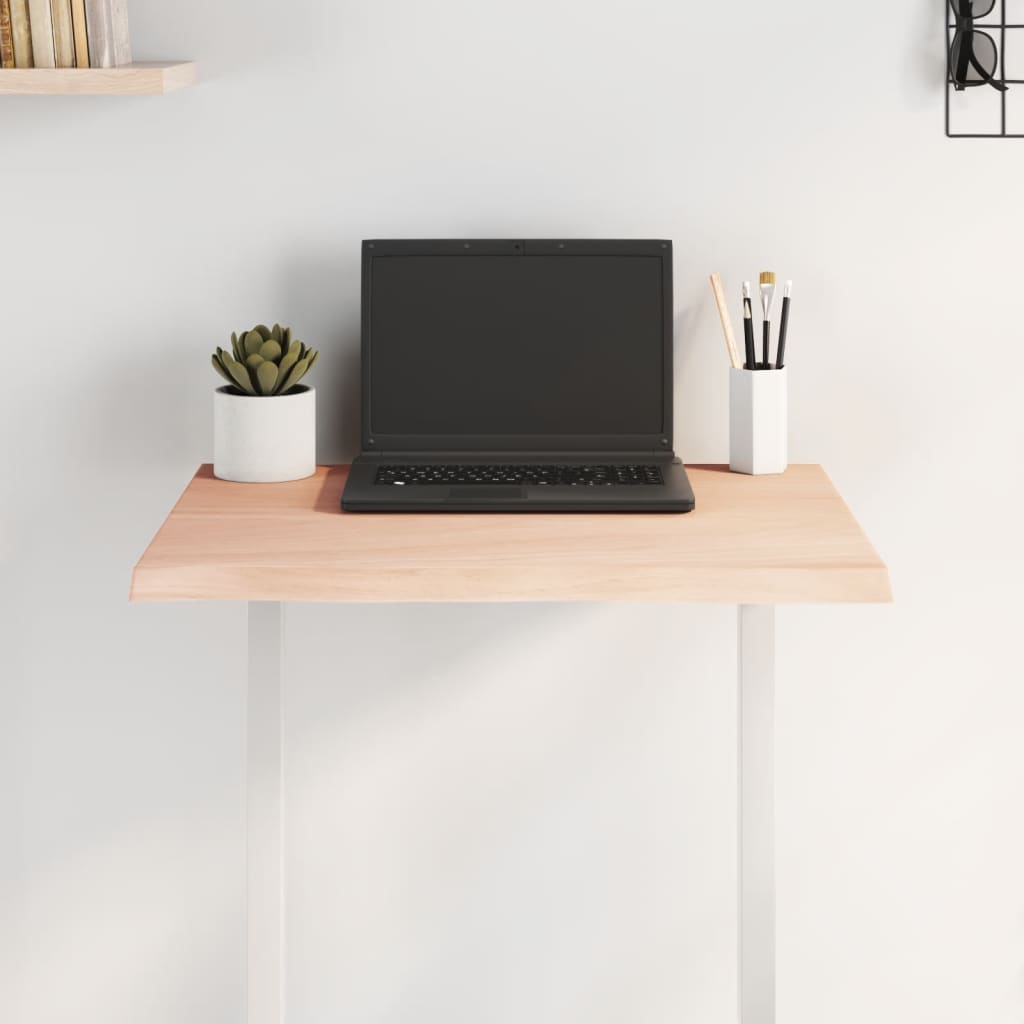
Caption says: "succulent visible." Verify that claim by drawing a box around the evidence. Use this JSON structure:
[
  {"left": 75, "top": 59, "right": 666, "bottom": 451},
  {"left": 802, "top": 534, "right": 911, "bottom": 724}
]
[{"left": 212, "top": 324, "right": 319, "bottom": 396}]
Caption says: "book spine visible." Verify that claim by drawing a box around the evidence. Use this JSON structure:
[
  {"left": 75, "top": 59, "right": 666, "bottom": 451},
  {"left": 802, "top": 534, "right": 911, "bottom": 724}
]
[
  {"left": 1, "top": 0, "right": 15, "bottom": 68},
  {"left": 111, "top": 0, "right": 128, "bottom": 64},
  {"left": 69, "top": 0, "right": 85, "bottom": 66},
  {"left": 49, "top": 0, "right": 72, "bottom": 66},
  {"left": 26, "top": 0, "right": 53, "bottom": 67},
  {"left": 9, "top": 0, "right": 32, "bottom": 65},
  {"left": 84, "top": 0, "right": 129, "bottom": 68}
]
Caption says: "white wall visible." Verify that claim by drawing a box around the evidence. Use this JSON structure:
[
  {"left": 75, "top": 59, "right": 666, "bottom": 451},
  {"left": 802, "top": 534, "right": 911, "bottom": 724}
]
[{"left": 4, "top": 1, "right": 1024, "bottom": 1022}]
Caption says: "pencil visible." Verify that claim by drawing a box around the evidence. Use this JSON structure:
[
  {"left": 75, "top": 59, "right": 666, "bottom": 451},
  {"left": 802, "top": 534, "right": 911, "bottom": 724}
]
[{"left": 709, "top": 273, "right": 742, "bottom": 369}]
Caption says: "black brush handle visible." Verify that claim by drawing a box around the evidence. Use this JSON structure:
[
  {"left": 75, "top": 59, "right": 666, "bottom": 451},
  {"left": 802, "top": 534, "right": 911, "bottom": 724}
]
[
  {"left": 743, "top": 299, "right": 756, "bottom": 370},
  {"left": 762, "top": 320, "right": 770, "bottom": 369},
  {"left": 776, "top": 296, "right": 790, "bottom": 369}
]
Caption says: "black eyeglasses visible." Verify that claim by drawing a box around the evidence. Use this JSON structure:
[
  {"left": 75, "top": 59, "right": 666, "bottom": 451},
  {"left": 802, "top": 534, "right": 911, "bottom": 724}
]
[{"left": 949, "top": 0, "right": 1008, "bottom": 91}]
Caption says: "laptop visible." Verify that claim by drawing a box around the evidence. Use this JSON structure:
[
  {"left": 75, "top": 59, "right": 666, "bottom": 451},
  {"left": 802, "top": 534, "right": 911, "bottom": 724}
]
[{"left": 341, "top": 239, "right": 695, "bottom": 513}]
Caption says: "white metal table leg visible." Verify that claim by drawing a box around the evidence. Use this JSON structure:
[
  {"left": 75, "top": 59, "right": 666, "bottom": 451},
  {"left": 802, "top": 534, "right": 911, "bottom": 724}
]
[
  {"left": 247, "top": 601, "right": 285, "bottom": 1024},
  {"left": 738, "top": 604, "right": 775, "bottom": 1024}
]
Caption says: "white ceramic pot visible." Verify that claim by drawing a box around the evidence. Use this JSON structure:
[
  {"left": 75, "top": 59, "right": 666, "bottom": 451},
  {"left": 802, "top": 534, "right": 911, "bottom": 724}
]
[
  {"left": 214, "top": 385, "right": 316, "bottom": 482},
  {"left": 729, "top": 367, "right": 788, "bottom": 475}
]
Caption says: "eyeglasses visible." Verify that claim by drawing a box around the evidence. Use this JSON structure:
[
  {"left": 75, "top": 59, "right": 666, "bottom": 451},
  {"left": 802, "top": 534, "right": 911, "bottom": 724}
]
[{"left": 949, "top": 0, "right": 1008, "bottom": 91}]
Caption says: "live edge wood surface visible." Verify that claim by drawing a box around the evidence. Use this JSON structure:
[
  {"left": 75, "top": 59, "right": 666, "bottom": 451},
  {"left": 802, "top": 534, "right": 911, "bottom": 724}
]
[{"left": 130, "top": 465, "right": 891, "bottom": 605}]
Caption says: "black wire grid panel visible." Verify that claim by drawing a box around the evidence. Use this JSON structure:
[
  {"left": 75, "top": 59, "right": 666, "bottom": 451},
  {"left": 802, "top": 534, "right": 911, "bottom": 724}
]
[{"left": 947, "top": 0, "right": 1024, "bottom": 136}]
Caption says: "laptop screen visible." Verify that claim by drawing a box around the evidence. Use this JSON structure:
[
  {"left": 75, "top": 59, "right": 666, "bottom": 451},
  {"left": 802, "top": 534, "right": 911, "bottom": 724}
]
[{"left": 363, "top": 241, "right": 672, "bottom": 450}]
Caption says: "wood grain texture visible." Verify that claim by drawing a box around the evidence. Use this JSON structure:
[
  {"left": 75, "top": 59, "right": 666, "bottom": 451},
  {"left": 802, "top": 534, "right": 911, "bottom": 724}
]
[
  {"left": 130, "top": 465, "right": 892, "bottom": 605},
  {"left": 0, "top": 60, "right": 196, "bottom": 93}
]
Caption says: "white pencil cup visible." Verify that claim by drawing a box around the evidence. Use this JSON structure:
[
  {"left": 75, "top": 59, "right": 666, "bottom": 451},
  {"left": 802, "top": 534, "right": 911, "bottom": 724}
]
[{"left": 729, "top": 367, "right": 788, "bottom": 475}]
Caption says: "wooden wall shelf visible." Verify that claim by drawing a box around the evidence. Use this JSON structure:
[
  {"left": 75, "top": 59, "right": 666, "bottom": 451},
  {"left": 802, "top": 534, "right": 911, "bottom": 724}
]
[{"left": 0, "top": 61, "right": 196, "bottom": 96}]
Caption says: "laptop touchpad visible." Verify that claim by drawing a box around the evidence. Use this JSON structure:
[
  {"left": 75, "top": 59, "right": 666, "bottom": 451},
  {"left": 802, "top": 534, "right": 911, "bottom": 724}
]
[{"left": 447, "top": 486, "right": 526, "bottom": 499}]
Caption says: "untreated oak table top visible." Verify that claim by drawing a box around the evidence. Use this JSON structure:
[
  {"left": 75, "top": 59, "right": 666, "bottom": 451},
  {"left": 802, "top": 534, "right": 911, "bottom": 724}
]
[{"left": 130, "top": 465, "right": 891, "bottom": 604}]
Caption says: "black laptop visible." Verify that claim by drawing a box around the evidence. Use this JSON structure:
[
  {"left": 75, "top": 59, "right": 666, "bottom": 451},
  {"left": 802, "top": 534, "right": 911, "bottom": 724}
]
[{"left": 341, "top": 239, "right": 695, "bottom": 512}]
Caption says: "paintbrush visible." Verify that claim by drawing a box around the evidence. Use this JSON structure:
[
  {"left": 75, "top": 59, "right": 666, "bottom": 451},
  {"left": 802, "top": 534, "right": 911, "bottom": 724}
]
[
  {"left": 742, "top": 282, "right": 756, "bottom": 370},
  {"left": 759, "top": 271, "right": 777, "bottom": 369},
  {"left": 775, "top": 280, "right": 792, "bottom": 369}
]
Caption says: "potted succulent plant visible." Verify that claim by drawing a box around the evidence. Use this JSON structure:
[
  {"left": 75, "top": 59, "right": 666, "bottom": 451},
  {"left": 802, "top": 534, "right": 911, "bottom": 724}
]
[{"left": 211, "top": 324, "right": 320, "bottom": 482}]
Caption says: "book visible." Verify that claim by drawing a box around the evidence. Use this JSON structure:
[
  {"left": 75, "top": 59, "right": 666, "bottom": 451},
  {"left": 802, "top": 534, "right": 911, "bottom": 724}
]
[
  {"left": 84, "top": 0, "right": 129, "bottom": 68},
  {"left": 26, "top": 0, "right": 53, "bottom": 67},
  {"left": 69, "top": 0, "right": 86, "bottom": 66},
  {"left": 1, "top": 0, "right": 15, "bottom": 68},
  {"left": 49, "top": 0, "right": 72, "bottom": 66},
  {"left": 9, "top": 0, "right": 32, "bottom": 66}
]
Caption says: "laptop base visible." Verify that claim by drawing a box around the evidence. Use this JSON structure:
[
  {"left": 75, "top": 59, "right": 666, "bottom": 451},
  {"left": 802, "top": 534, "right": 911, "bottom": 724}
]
[{"left": 341, "top": 455, "right": 695, "bottom": 513}]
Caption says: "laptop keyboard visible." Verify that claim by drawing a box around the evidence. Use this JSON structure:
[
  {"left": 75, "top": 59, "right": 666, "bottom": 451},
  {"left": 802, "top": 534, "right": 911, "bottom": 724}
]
[{"left": 375, "top": 464, "right": 665, "bottom": 487}]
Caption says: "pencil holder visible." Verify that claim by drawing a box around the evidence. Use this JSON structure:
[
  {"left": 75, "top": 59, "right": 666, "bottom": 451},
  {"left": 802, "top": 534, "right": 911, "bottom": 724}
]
[{"left": 729, "top": 368, "right": 788, "bottom": 475}]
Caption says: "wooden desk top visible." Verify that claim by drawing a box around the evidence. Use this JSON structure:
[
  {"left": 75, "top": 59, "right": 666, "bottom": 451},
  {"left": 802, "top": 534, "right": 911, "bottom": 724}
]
[{"left": 130, "top": 465, "right": 890, "bottom": 604}]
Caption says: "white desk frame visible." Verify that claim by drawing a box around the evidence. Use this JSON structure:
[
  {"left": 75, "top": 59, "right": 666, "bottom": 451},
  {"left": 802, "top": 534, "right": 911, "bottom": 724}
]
[{"left": 244, "top": 601, "right": 776, "bottom": 1024}]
